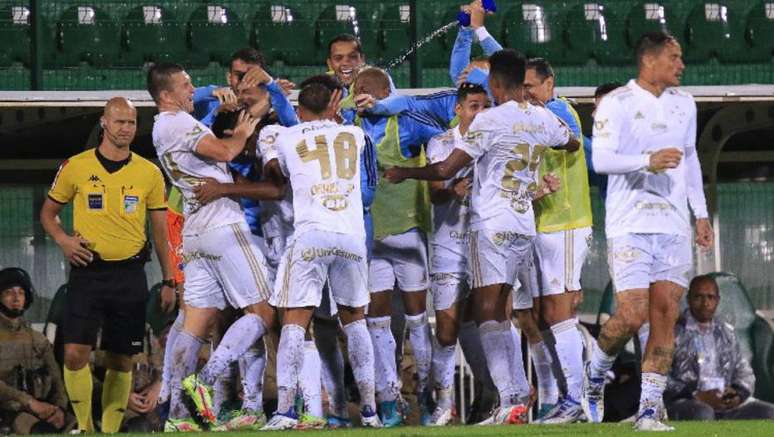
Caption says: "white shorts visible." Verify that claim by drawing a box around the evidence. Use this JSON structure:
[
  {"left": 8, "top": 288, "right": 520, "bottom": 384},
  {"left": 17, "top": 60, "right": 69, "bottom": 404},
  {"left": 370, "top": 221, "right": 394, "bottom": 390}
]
[
  {"left": 270, "top": 230, "right": 369, "bottom": 310},
  {"left": 535, "top": 227, "right": 592, "bottom": 296},
  {"left": 368, "top": 230, "right": 429, "bottom": 293},
  {"left": 430, "top": 272, "right": 469, "bottom": 311},
  {"left": 468, "top": 229, "right": 534, "bottom": 290},
  {"left": 607, "top": 233, "right": 692, "bottom": 292},
  {"left": 182, "top": 223, "right": 272, "bottom": 310}
]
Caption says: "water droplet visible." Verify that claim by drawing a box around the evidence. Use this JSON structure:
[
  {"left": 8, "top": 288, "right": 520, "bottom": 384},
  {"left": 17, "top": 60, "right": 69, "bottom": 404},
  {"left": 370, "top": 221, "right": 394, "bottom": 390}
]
[{"left": 380, "top": 21, "right": 458, "bottom": 71}]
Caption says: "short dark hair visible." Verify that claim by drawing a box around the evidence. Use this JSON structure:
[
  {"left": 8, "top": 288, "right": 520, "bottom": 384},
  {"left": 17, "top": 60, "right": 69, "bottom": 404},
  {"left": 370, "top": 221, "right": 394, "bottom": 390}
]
[
  {"left": 457, "top": 82, "right": 487, "bottom": 103},
  {"left": 488, "top": 49, "right": 527, "bottom": 91},
  {"left": 635, "top": 31, "right": 677, "bottom": 66},
  {"left": 327, "top": 33, "right": 363, "bottom": 58},
  {"left": 688, "top": 274, "right": 719, "bottom": 298},
  {"left": 594, "top": 82, "right": 623, "bottom": 99},
  {"left": 526, "top": 57, "right": 554, "bottom": 81},
  {"left": 299, "top": 74, "right": 343, "bottom": 93},
  {"left": 147, "top": 62, "right": 185, "bottom": 104},
  {"left": 230, "top": 47, "right": 264, "bottom": 68},
  {"left": 298, "top": 83, "right": 331, "bottom": 115}
]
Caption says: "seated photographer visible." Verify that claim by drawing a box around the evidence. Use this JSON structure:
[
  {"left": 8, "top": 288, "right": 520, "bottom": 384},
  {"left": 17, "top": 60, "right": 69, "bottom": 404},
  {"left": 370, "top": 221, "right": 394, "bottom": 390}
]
[
  {"left": 0, "top": 268, "right": 73, "bottom": 434},
  {"left": 665, "top": 274, "right": 774, "bottom": 420}
]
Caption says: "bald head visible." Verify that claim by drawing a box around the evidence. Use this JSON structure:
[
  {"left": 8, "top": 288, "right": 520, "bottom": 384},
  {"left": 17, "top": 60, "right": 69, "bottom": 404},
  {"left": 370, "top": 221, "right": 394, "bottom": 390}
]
[
  {"left": 101, "top": 96, "right": 137, "bottom": 149},
  {"left": 353, "top": 67, "right": 391, "bottom": 100}
]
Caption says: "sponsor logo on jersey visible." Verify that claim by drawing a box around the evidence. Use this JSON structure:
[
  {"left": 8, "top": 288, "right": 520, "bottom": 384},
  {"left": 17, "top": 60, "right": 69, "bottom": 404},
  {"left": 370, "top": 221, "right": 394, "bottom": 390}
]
[
  {"left": 300, "top": 247, "right": 363, "bottom": 262},
  {"left": 124, "top": 195, "right": 139, "bottom": 214},
  {"left": 87, "top": 193, "right": 103, "bottom": 210},
  {"left": 88, "top": 174, "right": 101, "bottom": 183}
]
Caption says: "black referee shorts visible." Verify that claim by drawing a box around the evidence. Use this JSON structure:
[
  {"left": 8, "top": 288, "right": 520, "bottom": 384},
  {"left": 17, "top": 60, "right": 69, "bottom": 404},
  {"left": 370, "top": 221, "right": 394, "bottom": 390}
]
[{"left": 62, "top": 260, "right": 149, "bottom": 355}]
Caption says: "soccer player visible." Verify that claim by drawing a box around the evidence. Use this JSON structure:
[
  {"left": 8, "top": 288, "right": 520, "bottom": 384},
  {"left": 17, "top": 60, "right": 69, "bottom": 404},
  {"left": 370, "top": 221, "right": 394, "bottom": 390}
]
[
  {"left": 352, "top": 67, "right": 444, "bottom": 426},
  {"left": 147, "top": 63, "right": 280, "bottom": 431},
  {"left": 40, "top": 97, "right": 174, "bottom": 433},
  {"left": 424, "top": 82, "right": 488, "bottom": 426},
  {"left": 522, "top": 57, "right": 592, "bottom": 423},
  {"left": 385, "top": 48, "right": 579, "bottom": 425},
  {"left": 582, "top": 31, "right": 713, "bottom": 431},
  {"left": 261, "top": 82, "right": 381, "bottom": 430}
]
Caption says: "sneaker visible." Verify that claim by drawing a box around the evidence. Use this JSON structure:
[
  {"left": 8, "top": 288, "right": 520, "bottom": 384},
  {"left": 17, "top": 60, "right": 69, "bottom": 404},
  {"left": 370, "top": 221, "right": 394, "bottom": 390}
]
[
  {"left": 361, "top": 405, "right": 383, "bottom": 428},
  {"left": 164, "top": 418, "right": 203, "bottom": 432},
  {"left": 213, "top": 409, "right": 266, "bottom": 431},
  {"left": 477, "top": 404, "right": 528, "bottom": 425},
  {"left": 378, "top": 400, "right": 403, "bottom": 427},
  {"left": 634, "top": 406, "right": 674, "bottom": 432},
  {"left": 418, "top": 391, "right": 435, "bottom": 426},
  {"left": 536, "top": 403, "right": 556, "bottom": 419},
  {"left": 427, "top": 405, "right": 454, "bottom": 426},
  {"left": 581, "top": 362, "right": 606, "bottom": 423},
  {"left": 261, "top": 410, "right": 299, "bottom": 431},
  {"left": 538, "top": 397, "right": 585, "bottom": 424},
  {"left": 294, "top": 413, "right": 326, "bottom": 430},
  {"left": 181, "top": 374, "right": 216, "bottom": 425},
  {"left": 326, "top": 415, "right": 352, "bottom": 429}
]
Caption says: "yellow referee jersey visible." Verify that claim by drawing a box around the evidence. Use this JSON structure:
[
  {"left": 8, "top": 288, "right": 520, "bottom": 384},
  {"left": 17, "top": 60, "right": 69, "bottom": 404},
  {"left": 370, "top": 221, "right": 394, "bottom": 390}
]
[
  {"left": 48, "top": 149, "right": 167, "bottom": 261},
  {"left": 535, "top": 98, "right": 593, "bottom": 233}
]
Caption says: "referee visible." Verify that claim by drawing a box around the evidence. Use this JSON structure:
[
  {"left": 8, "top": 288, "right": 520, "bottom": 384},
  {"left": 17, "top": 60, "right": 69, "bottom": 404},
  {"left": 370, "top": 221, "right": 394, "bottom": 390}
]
[{"left": 40, "top": 97, "right": 174, "bottom": 433}]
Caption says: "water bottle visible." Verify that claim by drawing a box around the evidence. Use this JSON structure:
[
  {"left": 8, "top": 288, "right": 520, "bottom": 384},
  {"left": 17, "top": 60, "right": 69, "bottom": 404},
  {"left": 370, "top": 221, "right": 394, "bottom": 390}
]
[{"left": 457, "top": 0, "right": 497, "bottom": 27}]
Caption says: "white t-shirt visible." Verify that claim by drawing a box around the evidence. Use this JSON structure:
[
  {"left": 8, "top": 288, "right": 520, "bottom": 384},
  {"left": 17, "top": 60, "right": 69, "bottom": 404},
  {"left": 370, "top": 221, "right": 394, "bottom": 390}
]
[
  {"left": 152, "top": 111, "right": 245, "bottom": 235},
  {"left": 593, "top": 79, "right": 706, "bottom": 238},
  {"left": 274, "top": 120, "right": 366, "bottom": 237},
  {"left": 456, "top": 100, "right": 570, "bottom": 235},
  {"left": 257, "top": 124, "right": 295, "bottom": 241},
  {"left": 427, "top": 127, "right": 472, "bottom": 274}
]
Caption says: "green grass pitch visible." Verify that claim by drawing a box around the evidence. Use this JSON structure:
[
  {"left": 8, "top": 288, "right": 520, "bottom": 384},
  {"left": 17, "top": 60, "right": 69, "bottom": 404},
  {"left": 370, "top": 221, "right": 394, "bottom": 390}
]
[{"left": 117, "top": 421, "right": 774, "bottom": 436}]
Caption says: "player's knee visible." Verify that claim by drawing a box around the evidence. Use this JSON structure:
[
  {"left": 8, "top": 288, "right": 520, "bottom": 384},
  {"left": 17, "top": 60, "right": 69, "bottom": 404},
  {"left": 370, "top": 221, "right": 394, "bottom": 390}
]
[
  {"left": 436, "top": 329, "right": 457, "bottom": 347},
  {"left": 63, "top": 347, "right": 89, "bottom": 371}
]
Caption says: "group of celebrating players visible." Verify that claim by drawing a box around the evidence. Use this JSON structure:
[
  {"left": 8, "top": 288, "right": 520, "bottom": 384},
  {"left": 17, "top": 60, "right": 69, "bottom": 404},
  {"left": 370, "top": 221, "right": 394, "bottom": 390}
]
[{"left": 142, "top": 1, "right": 712, "bottom": 432}]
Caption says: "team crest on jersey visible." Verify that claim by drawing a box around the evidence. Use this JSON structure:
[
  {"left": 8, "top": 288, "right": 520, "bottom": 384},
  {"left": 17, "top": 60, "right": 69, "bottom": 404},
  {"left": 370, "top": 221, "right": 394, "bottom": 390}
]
[
  {"left": 123, "top": 195, "right": 139, "bottom": 214},
  {"left": 594, "top": 119, "right": 608, "bottom": 130}
]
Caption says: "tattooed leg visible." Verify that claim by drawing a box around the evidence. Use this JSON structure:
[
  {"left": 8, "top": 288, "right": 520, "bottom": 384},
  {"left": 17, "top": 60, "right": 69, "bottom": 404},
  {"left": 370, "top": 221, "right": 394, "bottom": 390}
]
[{"left": 642, "top": 281, "right": 684, "bottom": 374}]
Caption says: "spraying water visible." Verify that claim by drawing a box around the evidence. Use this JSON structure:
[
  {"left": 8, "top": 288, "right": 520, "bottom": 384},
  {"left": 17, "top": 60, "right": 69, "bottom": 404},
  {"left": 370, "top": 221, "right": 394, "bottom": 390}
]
[{"left": 382, "top": 20, "right": 458, "bottom": 71}]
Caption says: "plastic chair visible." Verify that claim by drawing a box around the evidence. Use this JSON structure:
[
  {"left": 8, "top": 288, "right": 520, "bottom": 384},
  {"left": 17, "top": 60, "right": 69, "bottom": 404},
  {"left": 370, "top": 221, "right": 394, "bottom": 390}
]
[
  {"left": 564, "top": 2, "right": 629, "bottom": 66},
  {"left": 188, "top": 4, "right": 247, "bottom": 66},
  {"left": 315, "top": 3, "right": 363, "bottom": 64},
  {"left": 56, "top": 5, "right": 121, "bottom": 67},
  {"left": 625, "top": 1, "right": 683, "bottom": 49},
  {"left": 252, "top": 3, "right": 314, "bottom": 65},
  {"left": 685, "top": 2, "right": 749, "bottom": 63},
  {"left": 122, "top": 5, "right": 188, "bottom": 66},
  {"left": 502, "top": 1, "right": 582, "bottom": 65},
  {"left": 745, "top": 1, "right": 774, "bottom": 62}
]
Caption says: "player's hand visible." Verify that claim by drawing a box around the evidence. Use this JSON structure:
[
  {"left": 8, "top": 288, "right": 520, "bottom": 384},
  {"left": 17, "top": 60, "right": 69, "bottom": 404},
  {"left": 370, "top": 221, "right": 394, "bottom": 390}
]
[
  {"left": 194, "top": 178, "right": 226, "bottom": 205},
  {"left": 212, "top": 87, "right": 237, "bottom": 105},
  {"left": 238, "top": 66, "right": 272, "bottom": 91},
  {"left": 648, "top": 147, "right": 682, "bottom": 173},
  {"left": 457, "top": 64, "right": 476, "bottom": 86},
  {"left": 452, "top": 177, "right": 471, "bottom": 199},
  {"left": 695, "top": 389, "right": 725, "bottom": 410},
  {"left": 276, "top": 79, "right": 296, "bottom": 96},
  {"left": 128, "top": 392, "right": 152, "bottom": 414},
  {"left": 326, "top": 89, "right": 343, "bottom": 121},
  {"left": 533, "top": 173, "right": 561, "bottom": 200},
  {"left": 470, "top": 1, "right": 485, "bottom": 29},
  {"left": 354, "top": 94, "right": 376, "bottom": 113},
  {"left": 143, "top": 381, "right": 162, "bottom": 408},
  {"left": 695, "top": 218, "right": 713, "bottom": 250},
  {"left": 216, "top": 101, "right": 240, "bottom": 114},
  {"left": 721, "top": 387, "right": 742, "bottom": 410},
  {"left": 28, "top": 399, "right": 57, "bottom": 420},
  {"left": 160, "top": 283, "right": 176, "bottom": 313},
  {"left": 58, "top": 234, "right": 93, "bottom": 267},
  {"left": 47, "top": 407, "right": 65, "bottom": 429},
  {"left": 233, "top": 110, "right": 260, "bottom": 139},
  {"left": 384, "top": 167, "right": 406, "bottom": 184}
]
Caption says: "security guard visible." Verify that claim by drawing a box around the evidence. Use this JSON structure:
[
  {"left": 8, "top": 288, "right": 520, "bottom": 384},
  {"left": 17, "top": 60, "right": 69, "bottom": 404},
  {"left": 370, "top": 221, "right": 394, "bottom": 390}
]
[{"left": 40, "top": 97, "right": 174, "bottom": 433}]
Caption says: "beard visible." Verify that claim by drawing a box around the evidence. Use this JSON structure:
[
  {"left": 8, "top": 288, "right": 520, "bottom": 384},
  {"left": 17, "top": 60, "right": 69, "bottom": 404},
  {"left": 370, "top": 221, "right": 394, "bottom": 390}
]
[{"left": 0, "top": 304, "right": 24, "bottom": 319}]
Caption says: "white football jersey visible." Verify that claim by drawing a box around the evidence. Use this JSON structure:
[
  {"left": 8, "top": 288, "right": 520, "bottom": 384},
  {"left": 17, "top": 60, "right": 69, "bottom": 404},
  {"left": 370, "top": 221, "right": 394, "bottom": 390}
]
[
  {"left": 593, "top": 79, "right": 703, "bottom": 238},
  {"left": 457, "top": 100, "right": 571, "bottom": 235},
  {"left": 257, "top": 124, "right": 295, "bottom": 241},
  {"left": 427, "top": 127, "right": 472, "bottom": 274},
  {"left": 274, "top": 120, "right": 366, "bottom": 237},
  {"left": 152, "top": 111, "right": 244, "bottom": 235}
]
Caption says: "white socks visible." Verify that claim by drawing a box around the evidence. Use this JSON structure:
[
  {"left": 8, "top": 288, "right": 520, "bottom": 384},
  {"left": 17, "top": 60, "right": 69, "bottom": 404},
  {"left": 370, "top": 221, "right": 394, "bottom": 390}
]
[
  {"left": 508, "top": 323, "right": 530, "bottom": 399},
  {"left": 639, "top": 372, "right": 667, "bottom": 411},
  {"left": 298, "top": 341, "right": 323, "bottom": 418},
  {"left": 589, "top": 341, "right": 617, "bottom": 381},
  {"left": 405, "top": 312, "right": 433, "bottom": 396},
  {"left": 238, "top": 340, "right": 266, "bottom": 413},
  {"left": 550, "top": 319, "right": 584, "bottom": 401},
  {"left": 275, "top": 324, "right": 306, "bottom": 414},
  {"left": 479, "top": 320, "right": 525, "bottom": 407},
  {"left": 530, "top": 340, "right": 559, "bottom": 406},
  {"left": 314, "top": 320, "right": 348, "bottom": 418},
  {"left": 367, "top": 316, "right": 399, "bottom": 403},
  {"left": 199, "top": 314, "right": 266, "bottom": 386},
  {"left": 159, "top": 310, "right": 184, "bottom": 404},
  {"left": 432, "top": 337, "right": 456, "bottom": 410},
  {"left": 343, "top": 319, "right": 377, "bottom": 414}
]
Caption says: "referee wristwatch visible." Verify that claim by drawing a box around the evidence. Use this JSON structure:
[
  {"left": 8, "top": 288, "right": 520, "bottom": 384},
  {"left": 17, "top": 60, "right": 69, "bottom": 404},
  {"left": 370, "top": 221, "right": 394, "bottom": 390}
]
[{"left": 161, "top": 279, "right": 176, "bottom": 288}]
